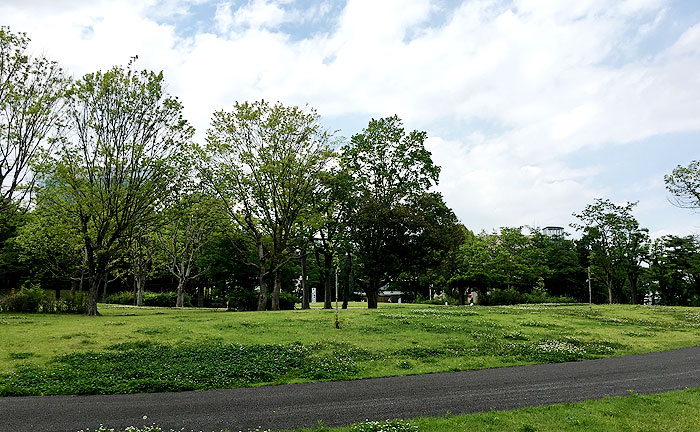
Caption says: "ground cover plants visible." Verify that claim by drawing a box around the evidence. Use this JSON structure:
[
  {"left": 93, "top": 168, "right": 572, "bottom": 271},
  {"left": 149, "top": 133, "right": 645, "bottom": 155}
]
[{"left": 2, "top": 303, "right": 700, "bottom": 396}]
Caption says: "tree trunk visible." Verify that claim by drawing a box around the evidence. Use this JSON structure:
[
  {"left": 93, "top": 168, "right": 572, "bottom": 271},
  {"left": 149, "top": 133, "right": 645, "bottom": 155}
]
[
  {"left": 101, "top": 273, "right": 109, "bottom": 303},
  {"left": 271, "top": 270, "right": 281, "bottom": 310},
  {"left": 256, "top": 241, "right": 268, "bottom": 311},
  {"left": 458, "top": 287, "right": 466, "bottom": 306},
  {"left": 301, "top": 253, "right": 309, "bottom": 309},
  {"left": 87, "top": 276, "right": 100, "bottom": 316},
  {"left": 257, "top": 276, "right": 268, "bottom": 311},
  {"left": 70, "top": 277, "right": 78, "bottom": 298},
  {"left": 136, "top": 273, "right": 145, "bottom": 306},
  {"left": 606, "top": 275, "right": 613, "bottom": 305},
  {"left": 324, "top": 253, "right": 332, "bottom": 309},
  {"left": 367, "top": 279, "right": 378, "bottom": 309},
  {"left": 629, "top": 273, "right": 638, "bottom": 304},
  {"left": 197, "top": 286, "right": 204, "bottom": 308},
  {"left": 176, "top": 279, "right": 186, "bottom": 307}
]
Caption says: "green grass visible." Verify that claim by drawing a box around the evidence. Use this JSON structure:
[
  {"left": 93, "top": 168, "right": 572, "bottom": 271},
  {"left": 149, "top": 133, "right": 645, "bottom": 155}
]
[
  {"left": 1, "top": 303, "right": 699, "bottom": 395},
  {"left": 78, "top": 387, "right": 700, "bottom": 431}
]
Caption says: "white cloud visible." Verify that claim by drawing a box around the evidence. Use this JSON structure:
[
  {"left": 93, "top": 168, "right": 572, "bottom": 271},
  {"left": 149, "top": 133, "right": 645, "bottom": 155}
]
[{"left": 2, "top": 0, "right": 699, "bottom": 235}]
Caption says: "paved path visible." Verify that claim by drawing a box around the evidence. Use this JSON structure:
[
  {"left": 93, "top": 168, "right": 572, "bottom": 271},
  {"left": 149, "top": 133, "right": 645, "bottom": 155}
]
[{"left": 2, "top": 347, "right": 700, "bottom": 432}]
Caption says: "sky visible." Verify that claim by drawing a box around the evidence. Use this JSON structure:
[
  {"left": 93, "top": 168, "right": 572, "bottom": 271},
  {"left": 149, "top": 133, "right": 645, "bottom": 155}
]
[{"left": 2, "top": 0, "right": 699, "bottom": 238}]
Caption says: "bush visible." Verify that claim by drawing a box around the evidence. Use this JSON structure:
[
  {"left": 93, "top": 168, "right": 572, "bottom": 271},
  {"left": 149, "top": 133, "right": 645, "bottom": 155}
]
[
  {"left": 0, "top": 287, "right": 45, "bottom": 312},
  {"left": 105, "top": 291, "right": 135, "bottom": 305},
  {"left": 105, "top": 291, "right": 192, "bottom": 307},
  {"left": 226, "top": 287, "right": 258, "bottom": 311},
  {"left": 480, "top": 287, "right": 574, "bottom": 306},
  {"left": 265, "top": 291, "right": 299, "bottom": 310},
  {"left": 0, "top": 288, "right": 87, "bottom": 313},
  {"left": 279, "top": 291, "right": 299, "bottom": 310},
  {"left": 142, "top": 291, "right": 192, "bottom": 307}
]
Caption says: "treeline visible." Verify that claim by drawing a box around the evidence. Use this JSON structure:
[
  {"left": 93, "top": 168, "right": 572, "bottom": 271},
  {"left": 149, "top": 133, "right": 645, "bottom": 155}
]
[{"left": 1, "top": 27, "right": 699, "bottom": 314}]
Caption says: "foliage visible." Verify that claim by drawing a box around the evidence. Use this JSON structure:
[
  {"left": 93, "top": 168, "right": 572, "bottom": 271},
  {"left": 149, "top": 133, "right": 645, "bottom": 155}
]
[
  {"left": 479, "top": 288, "right": 574, "bottom": 306},
  {"left": 572, "top": 199, "right": 649, "bottom": 304},
  {"left": 665, "top": 160, "right": 700, "bottom": 209},
  {"left": 0, "top": 26, "right": 67, "bottom": 212},
  {"left": 648, "top": 235, "right": 700, "bottom": 305},
  {"left": 33, "top": 58, "right": 193, "bottom": 315},
  {"left": 0, "top": 287, "right": 43, "bottom": 312},
  {"left": 0, "top": 288, "right": 86, "bottom": 313},
  {"left": 105, "top": 291, "right": 191, "bottom": 307},
  {"left": 154, "top": 191, "right": 225, "bottom": 307},
  {"left": 226, "top": 286, "right": 258, "bottom": 311},
  {"left": 342, "top": 116, "right": 450, "bottom": 308},
  {"left": 203, "top": 100, "right": 332, "bottom": 311},
  {"left": 105, "top": 291, "right": 135, "bottom": 305}
]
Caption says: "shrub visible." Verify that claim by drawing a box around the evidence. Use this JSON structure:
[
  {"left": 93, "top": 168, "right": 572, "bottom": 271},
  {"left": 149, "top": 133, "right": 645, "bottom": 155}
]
[
  {"left": 142, "top": 291, "right": 192, "bottom": 307},
  {"left": 227, "top": 286, "right": 258, "bottom": 311},
  {"left": 480, "top": 288, "right": 574, "bottom": 306},
  {"left": 105, "top": 291, "right": 135, "bottom": 305},
  {"left": 279, "top": 291, "right": 299, "bottom": 310},
  {"left": 0, "top": 288, "right": 87, "bottom": 313},
  {"left": 265, "top": 291, "right": 299, "bottom": 310},
  {"left": 0, "top": 287, "right": 45, "bottom": 312}
]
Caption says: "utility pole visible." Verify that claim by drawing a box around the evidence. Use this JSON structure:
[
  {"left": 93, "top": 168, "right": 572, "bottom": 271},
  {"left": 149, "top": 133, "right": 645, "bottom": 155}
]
[{"left": 588, "top": 266, "right": 592, "bottom": 311}]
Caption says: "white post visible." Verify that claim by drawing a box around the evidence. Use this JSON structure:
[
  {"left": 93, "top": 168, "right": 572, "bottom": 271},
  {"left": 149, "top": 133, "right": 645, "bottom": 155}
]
[
  {"left": 588, "top": 266, "right": 592, "bottom": 311},
  {"left": 335, "top": 267, "right": 339, "bottom": 328}
]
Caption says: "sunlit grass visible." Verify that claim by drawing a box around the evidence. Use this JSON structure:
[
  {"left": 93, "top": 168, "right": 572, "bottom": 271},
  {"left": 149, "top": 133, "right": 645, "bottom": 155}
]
[{"left": 1, "top": 303, "right": 699, "bottom": 395}]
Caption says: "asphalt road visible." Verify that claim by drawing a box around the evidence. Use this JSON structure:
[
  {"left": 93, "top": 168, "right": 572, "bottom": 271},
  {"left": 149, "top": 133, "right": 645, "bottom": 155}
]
[{"left": 2, "top": 347, "right": 700, "bottom": 432}]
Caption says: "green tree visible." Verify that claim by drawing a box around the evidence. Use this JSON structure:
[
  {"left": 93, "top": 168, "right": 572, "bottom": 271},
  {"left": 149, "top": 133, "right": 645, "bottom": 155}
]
[
  {"left": 342, "top": 115, "right": 441, "bottom": 308},
  {"left": 648, "top": 235, "right": 700, "bottom": 306},
  {"left": 572, "top": 199, "right": 649, "bottom": 304},
  {"left": 665, "top": 160, "right": 700, "bottom": 209},
  {"left": 1, "top": 27, "right": 66, "bottom": 213},
  {"left": 35, "top": 60, "right": 193, "bottom": 316},
  {"left": 202, "top": 100, "right": 332, "bottom": 311},
  {"left": 154, "top": 192, "right": 224, "bottom": 307}
]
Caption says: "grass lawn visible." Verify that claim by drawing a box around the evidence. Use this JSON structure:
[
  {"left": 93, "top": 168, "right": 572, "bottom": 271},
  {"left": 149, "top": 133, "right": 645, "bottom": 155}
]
[{"left": 1, "top": 303, "right": 699, "bottom": 395}]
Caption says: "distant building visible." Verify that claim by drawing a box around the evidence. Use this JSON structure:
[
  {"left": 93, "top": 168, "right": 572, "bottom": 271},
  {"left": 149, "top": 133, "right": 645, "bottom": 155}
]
[{"left": 542, "top": 226, "right": 564, "bottom": 237}]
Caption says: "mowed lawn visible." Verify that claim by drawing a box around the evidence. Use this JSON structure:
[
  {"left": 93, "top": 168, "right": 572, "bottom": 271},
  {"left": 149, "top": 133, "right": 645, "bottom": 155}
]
[{"left": 1, "top": 303, "right": 699, "bottom": 395}]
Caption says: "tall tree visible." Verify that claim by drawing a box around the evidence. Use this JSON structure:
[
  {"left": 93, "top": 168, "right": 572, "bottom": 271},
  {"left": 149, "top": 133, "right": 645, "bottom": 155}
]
[
  {"left": 154, "top": 192, "right": 223, "bottom": 307},
  {"left": 572, "top": 199, "right": 648, "bottom": 304},
  {"left": 0, "top": 27, "right": 66, "bottom": 213},
  {"left": 202, "top": 100, "right": 332, "bottom": 311},
  {"left": 665, "top": 160, "right": 700, "bottom": 210},
  {"left": 342, "top": 115, "right": 441, "bottom": 308},
  {"left": 35, "top": 60, "right": 193, "bottom": 316}
]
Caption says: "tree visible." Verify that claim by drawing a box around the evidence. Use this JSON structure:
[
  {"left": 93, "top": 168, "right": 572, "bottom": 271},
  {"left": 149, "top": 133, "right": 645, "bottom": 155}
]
[
  {"left": 648, "top": 235, "right": 700, "bottom": 306},
  {"left": 202, "top": 100, "right": 332, "bottom": 311},
  {"left": 342, "top": 115, "right": 441, "bottom": 308},
  {"left": 154, "top": 192, "right": 224, "bottom": 307},
  {"left": 12, "top": 187, "right": 84, "bottom": 297},
  {"left": 572, "top": 199, "right": 649, "bottom": 304},
  {"left": 35, "top": 60, "right": 192, "bottom": 316},
  {"left": 1, "top": 27, "right": 66, "bottom": 213},
  {"left": 665, "top": 160, "right": 700, "bottom": 210}
]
